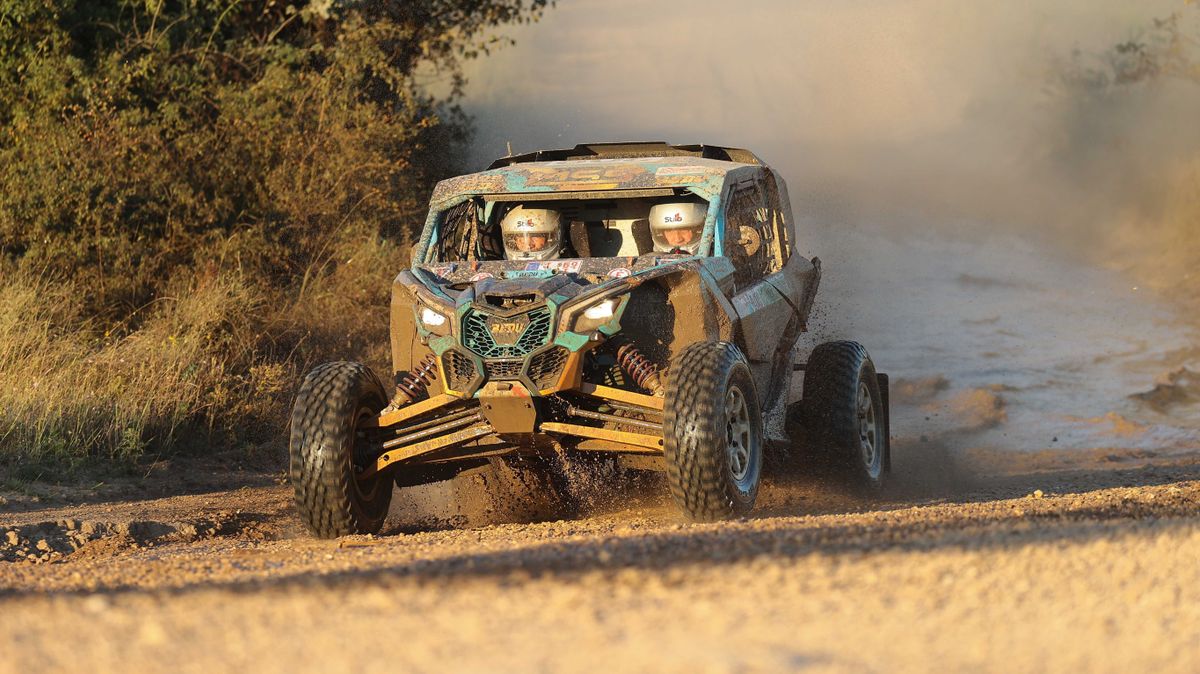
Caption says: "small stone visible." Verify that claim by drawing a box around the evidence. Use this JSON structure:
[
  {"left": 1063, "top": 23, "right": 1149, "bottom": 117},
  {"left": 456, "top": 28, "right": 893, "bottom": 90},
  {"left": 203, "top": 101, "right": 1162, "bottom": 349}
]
[
  {"left": 36, "top": 539, "right": 52, "bottom": 552},
  {"left": 4, "top": 531, "right": 18, "bottom": 546},
  {"left": 1032, "top": 490, "right": 1044, "bottom": 499}
]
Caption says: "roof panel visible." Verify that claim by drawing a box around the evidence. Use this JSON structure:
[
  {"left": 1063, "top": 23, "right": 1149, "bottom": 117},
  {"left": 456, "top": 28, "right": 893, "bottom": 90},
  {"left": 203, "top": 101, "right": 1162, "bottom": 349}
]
[
  {"left": 486, "top": 142, "right": 764, "bottom": 169},
  {"left": 431, "top": 156, "right": 754, "bottom": 205}
]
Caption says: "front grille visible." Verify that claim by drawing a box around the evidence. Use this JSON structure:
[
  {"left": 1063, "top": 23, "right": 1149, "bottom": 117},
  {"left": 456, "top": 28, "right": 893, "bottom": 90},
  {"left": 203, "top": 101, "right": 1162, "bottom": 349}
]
[
  {"left": 485, "top": 359, "right": 524, "bottom": 380},
  {"left": 462, "top": 306, "right": 552, "bottom": 358},
  {"left": 442, "top": 351, "right": 476, "bottom": 391},
  {"left": 528, "top": 346, "right": 569, "bottom": 390}
]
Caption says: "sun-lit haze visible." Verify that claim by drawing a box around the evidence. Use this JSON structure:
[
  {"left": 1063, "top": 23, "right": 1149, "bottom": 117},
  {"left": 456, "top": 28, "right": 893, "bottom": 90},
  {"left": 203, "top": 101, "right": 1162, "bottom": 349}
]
[
  {"left": 457, "top": 0, "right": 1200, "bottom": 455},
  {"left": 460, "top": 1, "right": 1198, "bottom": 256}
]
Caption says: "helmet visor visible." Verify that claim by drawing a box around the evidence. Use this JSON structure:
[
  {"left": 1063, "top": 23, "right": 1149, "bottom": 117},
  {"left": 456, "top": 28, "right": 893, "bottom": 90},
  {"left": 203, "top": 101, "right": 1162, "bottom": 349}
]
[
  {"left": 504, "top": 230, "right": 559, "bottom": 255},
  {"left": 652, "top": 225, "right": 704, "bottom": 253}
]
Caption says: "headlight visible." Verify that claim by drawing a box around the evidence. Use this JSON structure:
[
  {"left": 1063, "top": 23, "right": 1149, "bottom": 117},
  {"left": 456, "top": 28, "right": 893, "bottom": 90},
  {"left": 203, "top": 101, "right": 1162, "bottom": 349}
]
[
  {"left": 420, "top": 306, "right": 447, "bottom": 328},
  {"left": 582, "top": 300, "right": 616, "bottom": 321},
  {"left": 417, "top": 304, "right": 451, "bottom": 336},
  {"left": 570, "top": 297, "right": 622, "bottom": 334}
]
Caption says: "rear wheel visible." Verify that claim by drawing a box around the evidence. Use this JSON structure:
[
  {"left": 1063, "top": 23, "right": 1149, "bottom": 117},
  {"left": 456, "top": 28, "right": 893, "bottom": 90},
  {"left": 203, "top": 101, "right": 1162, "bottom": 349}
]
[
  {"left": 801, "top": 341, "right": 886, "bottom": 489},
  {"left": 663, "top": 341, "right": 763, "bottom": 521},
  {"left": 289, "top": 361, "right": 393, "bottom": 538}
]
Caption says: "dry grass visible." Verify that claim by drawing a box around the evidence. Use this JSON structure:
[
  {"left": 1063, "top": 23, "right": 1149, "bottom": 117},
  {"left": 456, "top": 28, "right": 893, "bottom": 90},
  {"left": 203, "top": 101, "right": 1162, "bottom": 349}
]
[{"left": 0, "top": 237, "right": 406, "bottom": 473}]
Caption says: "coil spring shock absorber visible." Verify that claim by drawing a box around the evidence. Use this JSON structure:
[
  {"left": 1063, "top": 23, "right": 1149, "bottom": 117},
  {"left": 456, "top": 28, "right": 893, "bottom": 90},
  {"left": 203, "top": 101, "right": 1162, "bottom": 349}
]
[
  {"left": 390, "top": 353, "right": 438, "bottom": 408},
  {"left": 616, "top": 342, "right": 665, "bottom": 396}
]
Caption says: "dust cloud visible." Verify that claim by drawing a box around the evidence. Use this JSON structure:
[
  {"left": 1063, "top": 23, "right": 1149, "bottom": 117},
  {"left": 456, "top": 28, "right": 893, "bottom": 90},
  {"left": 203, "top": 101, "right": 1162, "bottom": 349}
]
[
  {"left": 448, "top": 1, "right": 1200, "bottom": 475},
  {"left": 459, "top": 0, "right": 1199, "bottom": 288}
]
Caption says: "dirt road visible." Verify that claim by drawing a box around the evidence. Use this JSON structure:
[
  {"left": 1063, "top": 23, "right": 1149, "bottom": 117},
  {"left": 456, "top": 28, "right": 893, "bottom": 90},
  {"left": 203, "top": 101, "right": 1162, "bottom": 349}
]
[
  {"left": 4, "top": 234, "right": 1199, "bottom": 673},
  {"left": 2, "top": 447, "right": 1198, "bottom": 674}
]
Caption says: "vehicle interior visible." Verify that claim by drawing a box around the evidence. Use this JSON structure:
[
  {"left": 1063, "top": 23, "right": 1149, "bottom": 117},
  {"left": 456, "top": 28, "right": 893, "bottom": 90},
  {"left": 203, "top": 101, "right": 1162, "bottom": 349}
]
[{"left": 430, "top": 194, "right": 711, "bottom": 262}]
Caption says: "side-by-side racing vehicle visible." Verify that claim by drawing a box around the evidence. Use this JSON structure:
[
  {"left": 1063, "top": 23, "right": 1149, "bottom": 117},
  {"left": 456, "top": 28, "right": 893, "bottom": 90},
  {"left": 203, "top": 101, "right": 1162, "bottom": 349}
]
[{"left": 289, "top": 142, "right": 890, "bottom": 537}]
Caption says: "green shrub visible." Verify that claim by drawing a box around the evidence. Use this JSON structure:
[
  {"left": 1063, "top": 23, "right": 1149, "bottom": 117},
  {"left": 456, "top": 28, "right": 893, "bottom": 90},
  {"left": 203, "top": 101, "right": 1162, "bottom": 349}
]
[{"left": 0, "top": 0, "right": 549, "bottom": 469}]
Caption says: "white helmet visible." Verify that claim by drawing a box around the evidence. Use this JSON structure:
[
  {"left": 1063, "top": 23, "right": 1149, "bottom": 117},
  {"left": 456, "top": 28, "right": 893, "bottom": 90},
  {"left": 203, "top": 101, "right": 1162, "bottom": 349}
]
[
  {"left": 500, "top": 206, "right": 563, "bottom": 260},
  {"left": 649, "top": 202, "right": 707, "bottom": 254}
]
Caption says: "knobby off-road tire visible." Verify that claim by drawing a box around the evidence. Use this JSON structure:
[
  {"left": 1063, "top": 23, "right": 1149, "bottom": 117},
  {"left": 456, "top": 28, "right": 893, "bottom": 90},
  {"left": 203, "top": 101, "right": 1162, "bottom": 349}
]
[
  {"left": 664, "top": 341, "right": 764, "bottom": 521},
  {"left": 289, "top": 361, "right": 392, "bottom": 538},
  {"left": 801, "top": 341, "right": 887, "bottom": 490}
]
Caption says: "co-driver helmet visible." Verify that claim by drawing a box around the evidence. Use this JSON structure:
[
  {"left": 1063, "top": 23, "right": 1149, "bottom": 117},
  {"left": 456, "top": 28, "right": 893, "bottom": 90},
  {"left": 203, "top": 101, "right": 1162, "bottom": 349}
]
[
  {"left": 648, "top": 202, "right": 707, "bottom": 254},
  {"left": 500, "top": 205, "right": 564, "bottom": 261}
]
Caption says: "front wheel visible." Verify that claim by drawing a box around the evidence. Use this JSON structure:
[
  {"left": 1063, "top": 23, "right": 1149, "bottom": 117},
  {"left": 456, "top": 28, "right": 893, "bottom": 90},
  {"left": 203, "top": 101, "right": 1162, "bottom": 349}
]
[
  {"left": 663, "top": 341, "right": 764, "bottom": 521},
  {"left": 289, "top": 361, "right": 393, "bottom": 538},
  {"left": 801, "top": 341, "right": 887, "bottom": 489}
]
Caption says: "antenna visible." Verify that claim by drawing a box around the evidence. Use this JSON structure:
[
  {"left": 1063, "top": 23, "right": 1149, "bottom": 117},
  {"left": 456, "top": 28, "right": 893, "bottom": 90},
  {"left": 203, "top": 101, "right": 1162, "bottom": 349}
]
[{"left": 506, "top": 141, "right": 513, "bottom": 157}]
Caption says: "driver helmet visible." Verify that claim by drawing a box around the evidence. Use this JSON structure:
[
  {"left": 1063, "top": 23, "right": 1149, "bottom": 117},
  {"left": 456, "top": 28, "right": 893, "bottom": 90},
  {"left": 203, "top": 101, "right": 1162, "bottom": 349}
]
[
  {"left": 500, "top": 205, "right": 563, "bottom": 260},
  {"left": 649, "top": 202, "right": 707, "bottom": 254}
]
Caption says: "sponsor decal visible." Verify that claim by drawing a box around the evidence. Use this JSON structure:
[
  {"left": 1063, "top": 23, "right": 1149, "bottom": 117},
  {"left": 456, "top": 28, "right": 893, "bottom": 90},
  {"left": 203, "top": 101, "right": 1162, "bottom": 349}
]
[
  {"left": 655, "top": 166, "right": 705, "bottom": 177},
  {"left": 518, "top": 260, "right": 582, "bottom": 274},
  {"left": 544, "top": 260, "right": 583, "bottom": 274},
  {"left": 426, "top": 264, "right": 454, "bottom": 278},
  {"left": 607, "top": 267, "right": 631, "bottom": 279},
  {"left": 520, "top": 165, "right": 644, "bottom": 191},
  {"left": 732, "top": 283, "right": 778, "bottom": 316},
  {"left": 470, "top": 272, "right": 494, "bottom": 282},
  {"left": 503, "top": 270, "right": 553, "bottom": 279},
  {"left": 664, "top": 212, "right": 684, "bottom": 223}
]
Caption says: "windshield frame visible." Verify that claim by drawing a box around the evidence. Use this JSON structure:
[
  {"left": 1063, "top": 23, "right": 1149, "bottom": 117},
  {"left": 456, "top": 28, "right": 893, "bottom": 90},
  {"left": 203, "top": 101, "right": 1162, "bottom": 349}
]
[{"left": 417, "top": 187, "right": 721, "bottom": 265}]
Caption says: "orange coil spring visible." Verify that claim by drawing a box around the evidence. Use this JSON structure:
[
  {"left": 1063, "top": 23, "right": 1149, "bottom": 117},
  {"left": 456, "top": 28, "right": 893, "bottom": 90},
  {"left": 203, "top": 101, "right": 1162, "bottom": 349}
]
[
  {"left": 616, "top": 343, "right": 660, "bottom": 391},
  {"left": 398, "top": 353, "right": 438, "bottom": 402}
]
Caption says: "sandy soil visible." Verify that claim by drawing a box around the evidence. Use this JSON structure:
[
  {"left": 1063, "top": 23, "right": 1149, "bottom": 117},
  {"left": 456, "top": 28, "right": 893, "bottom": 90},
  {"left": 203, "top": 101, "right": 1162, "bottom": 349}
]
[{"left": 1, "top": 446, "right": 1199, "bottom": 674}]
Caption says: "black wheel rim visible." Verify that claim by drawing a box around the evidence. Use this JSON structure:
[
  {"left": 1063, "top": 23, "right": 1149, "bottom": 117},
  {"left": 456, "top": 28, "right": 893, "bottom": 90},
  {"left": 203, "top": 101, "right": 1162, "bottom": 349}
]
[
  {"left": 857, "top": 381, "right": 883, "bottom": 480},
  {"left": 725, "top": 383, "right": 760, "bottom": 493},
  {"left": 351, "top": 405, "right": 385, "bottom": 502}
]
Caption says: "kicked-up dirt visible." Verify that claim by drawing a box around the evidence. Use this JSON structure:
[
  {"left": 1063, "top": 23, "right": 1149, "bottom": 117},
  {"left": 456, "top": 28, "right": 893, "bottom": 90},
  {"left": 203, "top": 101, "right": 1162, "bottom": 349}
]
[{"left": 1, "top": 445, "right": 1198, "bottom": 674}]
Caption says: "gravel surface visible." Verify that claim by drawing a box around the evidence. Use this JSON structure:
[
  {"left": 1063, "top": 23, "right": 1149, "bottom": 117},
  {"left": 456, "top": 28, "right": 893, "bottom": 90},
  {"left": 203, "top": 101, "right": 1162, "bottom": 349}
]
[{"left": 2, "top": 451, "right": 1199, "bottom": 674}]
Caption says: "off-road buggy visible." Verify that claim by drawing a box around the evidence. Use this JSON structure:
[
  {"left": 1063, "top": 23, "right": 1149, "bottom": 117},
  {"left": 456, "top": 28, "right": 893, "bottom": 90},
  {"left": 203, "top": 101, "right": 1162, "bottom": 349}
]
[{"left": 290, "top": 142, "right": 890, "bottom": 538}]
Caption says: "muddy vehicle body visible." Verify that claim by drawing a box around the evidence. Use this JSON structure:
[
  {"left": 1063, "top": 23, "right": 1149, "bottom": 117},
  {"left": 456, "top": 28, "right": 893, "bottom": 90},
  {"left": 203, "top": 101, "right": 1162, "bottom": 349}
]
[{"left": 290, "top": 142, "right": 890, "bottom": 537}]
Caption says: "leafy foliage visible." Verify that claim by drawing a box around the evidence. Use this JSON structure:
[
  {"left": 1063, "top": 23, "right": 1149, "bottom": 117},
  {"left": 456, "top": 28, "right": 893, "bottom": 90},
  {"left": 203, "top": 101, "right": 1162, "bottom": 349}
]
[{"left": 0, "top": 0, "right": 548, "bottom": 467}]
